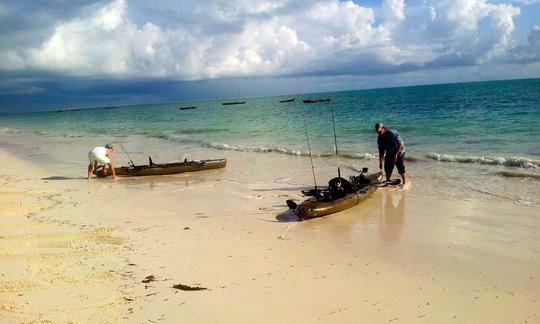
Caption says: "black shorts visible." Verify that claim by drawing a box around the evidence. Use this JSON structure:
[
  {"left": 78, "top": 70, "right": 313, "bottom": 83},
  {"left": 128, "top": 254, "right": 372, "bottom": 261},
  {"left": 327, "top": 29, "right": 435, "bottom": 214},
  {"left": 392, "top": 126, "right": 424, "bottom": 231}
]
[{"left": 384, "top": 152, "right": 405, "bottom": 174}]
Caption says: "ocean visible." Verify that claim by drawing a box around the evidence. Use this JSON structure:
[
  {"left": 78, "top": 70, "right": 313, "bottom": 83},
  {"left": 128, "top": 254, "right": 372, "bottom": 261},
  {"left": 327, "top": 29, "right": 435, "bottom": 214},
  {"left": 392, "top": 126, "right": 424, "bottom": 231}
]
[{"left": 1, "top": 78, "right": 539, "bottom": 205}]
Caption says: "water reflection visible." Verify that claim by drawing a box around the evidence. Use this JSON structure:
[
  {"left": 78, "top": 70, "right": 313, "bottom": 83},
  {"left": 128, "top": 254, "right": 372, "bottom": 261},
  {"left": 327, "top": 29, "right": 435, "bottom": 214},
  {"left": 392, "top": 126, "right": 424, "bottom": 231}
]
[{"left": 378, "top": 191, "right": 406, "bottom": 243}]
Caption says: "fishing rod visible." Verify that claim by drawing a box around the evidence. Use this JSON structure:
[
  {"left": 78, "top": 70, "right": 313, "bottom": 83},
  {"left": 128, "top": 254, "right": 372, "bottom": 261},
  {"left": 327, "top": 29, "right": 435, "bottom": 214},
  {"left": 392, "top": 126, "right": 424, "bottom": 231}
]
[
  {"left": 329, "top": 97, "right": 341, "bottom": 179},
  {"left": 302, "top": 116, "right": 318, "bottom": 190},
  {"left": 120, "top": 143, "right": 135, "bottom": 167},
  {"left": 293, "top": 72, "right": 318, "bottom": 190}
]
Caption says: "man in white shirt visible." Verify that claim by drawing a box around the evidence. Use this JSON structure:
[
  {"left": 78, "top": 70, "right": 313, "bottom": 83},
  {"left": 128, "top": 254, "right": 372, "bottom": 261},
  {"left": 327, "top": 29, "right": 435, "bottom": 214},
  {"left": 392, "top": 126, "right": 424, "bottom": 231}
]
[{"left": 87, "top": 144, "right": 117, "bottom": 180}]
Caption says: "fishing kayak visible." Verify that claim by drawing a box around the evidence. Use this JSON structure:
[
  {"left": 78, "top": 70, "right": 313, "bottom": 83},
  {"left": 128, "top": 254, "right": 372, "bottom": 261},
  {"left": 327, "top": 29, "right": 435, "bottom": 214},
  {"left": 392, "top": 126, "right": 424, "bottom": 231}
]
[
  {"left": 94, "top": 158, "right": 226, "bottom": 177},
  {"left": 286, "top": 170, "right": 382, "bottom": 220}
]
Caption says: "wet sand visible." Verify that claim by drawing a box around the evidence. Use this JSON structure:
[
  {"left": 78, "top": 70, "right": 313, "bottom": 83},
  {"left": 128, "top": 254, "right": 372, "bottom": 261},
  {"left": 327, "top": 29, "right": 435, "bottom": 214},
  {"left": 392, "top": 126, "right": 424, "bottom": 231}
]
[{"left": 1, "top": 148, "right": 539, "bottom": 323}]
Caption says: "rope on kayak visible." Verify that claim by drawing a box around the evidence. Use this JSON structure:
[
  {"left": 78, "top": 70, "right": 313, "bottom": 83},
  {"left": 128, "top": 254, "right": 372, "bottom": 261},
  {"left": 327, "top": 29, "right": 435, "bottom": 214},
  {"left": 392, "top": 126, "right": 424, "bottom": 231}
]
[{"left": 278, "top": 222, "right": 298, "bottom": 240}]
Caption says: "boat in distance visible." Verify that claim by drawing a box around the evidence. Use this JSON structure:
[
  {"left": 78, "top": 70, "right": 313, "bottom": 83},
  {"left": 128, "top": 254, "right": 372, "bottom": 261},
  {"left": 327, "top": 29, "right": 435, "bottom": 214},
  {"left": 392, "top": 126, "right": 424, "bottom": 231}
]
[
  {"left": 222, "top": 101, "right": 246, "bottom": 106},
  {"left": 279, "top": 98, "right": 296, "bottom": 103},
  {"left": 303, "top": 98, "right": 331, "bottom": 104}
]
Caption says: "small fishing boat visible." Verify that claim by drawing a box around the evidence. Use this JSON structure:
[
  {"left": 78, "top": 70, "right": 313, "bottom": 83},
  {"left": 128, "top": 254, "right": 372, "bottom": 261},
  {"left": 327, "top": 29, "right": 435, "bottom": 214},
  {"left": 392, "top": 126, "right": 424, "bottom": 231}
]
[
  {"left": 222, "top": 101, "right": 246, "bottom": 106},
  {"left": 279, "top": 98, "right": 296, "bottom": 103},
  {"left": 95, "top": 158, "right": 226, "bottom": 177},
  {"left": 286, "top": 169, "right": 383, "bottom": 220},
  {"left": 179, "top": 106, "right": 197, "bottom": 110},
  {"left": 303, "top": 98, "right": 331, "bottom": 104}
]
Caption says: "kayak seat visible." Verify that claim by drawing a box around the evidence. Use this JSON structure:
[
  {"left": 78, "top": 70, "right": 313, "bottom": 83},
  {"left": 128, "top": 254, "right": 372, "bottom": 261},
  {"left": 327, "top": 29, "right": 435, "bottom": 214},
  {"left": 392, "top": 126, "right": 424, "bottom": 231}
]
[
  {"left": 312, "top": 177, "right": 353, "bottom": 201},
  {"left": 328, "top": 177, "right": 353, "bottom": 194}
]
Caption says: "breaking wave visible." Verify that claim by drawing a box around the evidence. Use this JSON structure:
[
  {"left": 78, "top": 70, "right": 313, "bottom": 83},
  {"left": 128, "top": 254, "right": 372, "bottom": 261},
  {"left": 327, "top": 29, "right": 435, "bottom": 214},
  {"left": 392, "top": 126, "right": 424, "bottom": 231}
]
[
  {"left": 0, "top": 128, "right": 16, "bottom": 134},
  {"left": 426, "top": 153, "right": 540, "bottom": 169},
  {"left": 136, "top": 130, "right": 540, "bottom": 171},
  {"left": 206, "top": 142, "right": 317, "bottom": 156},
  {"left": 206, "top": 142, "right": 381, "bottom": 159},
  {"left": 339, "top": 152, "right": 377, "bottom": 160},
  {"left": 496, "top": 170, "right": 540, "bottom": 179},
  {"left": 174, "top": 128, "right": 229, "bottom": 134}
]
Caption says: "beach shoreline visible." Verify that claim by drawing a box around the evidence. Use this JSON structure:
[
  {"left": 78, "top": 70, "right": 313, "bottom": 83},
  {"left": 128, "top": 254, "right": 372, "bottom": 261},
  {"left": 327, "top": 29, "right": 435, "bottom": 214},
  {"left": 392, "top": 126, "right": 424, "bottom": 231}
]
[{"left": 1, "top": 146, "right": 539, "bottom": 323}]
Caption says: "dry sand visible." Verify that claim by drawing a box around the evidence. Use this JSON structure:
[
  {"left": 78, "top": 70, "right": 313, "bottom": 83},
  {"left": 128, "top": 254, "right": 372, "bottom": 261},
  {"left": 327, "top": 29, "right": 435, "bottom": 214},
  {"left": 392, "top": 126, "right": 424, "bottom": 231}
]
[{"left": 1, "top": 148, "right": 539, "bottom": 323}]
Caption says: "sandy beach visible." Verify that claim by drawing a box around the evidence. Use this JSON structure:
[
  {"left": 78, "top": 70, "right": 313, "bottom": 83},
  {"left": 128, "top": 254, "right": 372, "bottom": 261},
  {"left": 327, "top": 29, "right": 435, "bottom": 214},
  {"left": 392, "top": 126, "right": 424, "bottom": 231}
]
[
  {"left": 2, "top": 0, "right": 540, "bottom": 322},
  {"left": 1, "top": 146, "right": 538, "bottom": 323}
]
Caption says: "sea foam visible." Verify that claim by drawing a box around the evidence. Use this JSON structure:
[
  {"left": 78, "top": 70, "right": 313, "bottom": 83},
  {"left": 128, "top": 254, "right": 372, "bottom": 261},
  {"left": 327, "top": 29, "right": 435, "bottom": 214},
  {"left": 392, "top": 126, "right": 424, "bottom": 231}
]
[
  {"left": 426, "top": 153, "right": 540, "bottom": 169},
  {"left": 206, "top": 142, "right": 311, "bottom": 156}
]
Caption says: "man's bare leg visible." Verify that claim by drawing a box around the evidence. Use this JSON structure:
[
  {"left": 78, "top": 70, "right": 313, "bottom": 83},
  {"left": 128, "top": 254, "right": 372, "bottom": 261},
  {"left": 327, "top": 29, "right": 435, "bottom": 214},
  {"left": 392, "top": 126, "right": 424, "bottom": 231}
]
[{"left": 400, "top": 172, "right": 408, "bottom": 185}]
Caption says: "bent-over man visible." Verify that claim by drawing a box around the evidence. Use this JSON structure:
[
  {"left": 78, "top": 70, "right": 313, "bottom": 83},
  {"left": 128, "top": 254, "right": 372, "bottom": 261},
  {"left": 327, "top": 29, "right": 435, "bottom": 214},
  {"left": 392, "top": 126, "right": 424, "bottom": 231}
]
[
  {"left": 87, "top": 144, "right": 117, "bottom": 180},
  {"left": 375, "top": 122, "right": 408, "bottom": 185}
]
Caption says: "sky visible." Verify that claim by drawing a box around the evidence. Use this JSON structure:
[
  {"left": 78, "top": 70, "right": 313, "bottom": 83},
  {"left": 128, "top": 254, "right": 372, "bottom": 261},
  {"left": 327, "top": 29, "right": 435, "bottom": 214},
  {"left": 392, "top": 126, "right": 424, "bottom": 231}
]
[{"left": 1, "top": 0, "right": 539, "bottom": 113}]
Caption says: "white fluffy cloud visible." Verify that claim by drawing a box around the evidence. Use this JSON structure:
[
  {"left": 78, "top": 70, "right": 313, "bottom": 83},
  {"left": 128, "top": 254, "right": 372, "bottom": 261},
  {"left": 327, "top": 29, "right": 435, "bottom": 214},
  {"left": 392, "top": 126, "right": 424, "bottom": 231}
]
[
  {"left": 0, "top": 0, "right": 531, "bottom": 79},
  {"left": 383, "top": 0, "right": 406, "bottom": 22}
]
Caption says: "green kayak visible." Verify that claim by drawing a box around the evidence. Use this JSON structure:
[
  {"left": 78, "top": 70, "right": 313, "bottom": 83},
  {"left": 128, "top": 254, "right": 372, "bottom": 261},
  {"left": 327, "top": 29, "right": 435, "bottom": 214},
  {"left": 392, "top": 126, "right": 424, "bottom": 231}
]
[
  {"left": 286, "top": 170, "right": 382, "bottom": 220},
  {"left": 95, "top": 158, "right": 226, "bottom": 177}
]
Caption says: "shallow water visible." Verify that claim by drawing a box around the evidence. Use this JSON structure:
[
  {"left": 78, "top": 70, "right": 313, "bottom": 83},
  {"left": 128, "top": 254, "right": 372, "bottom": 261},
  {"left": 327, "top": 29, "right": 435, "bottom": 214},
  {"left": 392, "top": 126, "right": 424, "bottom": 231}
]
[{"left": 1, "top": 78, "right": 539, "bottom": 205}]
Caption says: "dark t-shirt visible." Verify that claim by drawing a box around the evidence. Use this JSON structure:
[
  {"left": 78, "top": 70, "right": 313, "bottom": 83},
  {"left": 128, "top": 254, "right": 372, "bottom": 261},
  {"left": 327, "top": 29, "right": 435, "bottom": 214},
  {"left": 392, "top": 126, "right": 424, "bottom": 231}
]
[{"left": 377, "top": 129, "right": 405, "bottom": 155}]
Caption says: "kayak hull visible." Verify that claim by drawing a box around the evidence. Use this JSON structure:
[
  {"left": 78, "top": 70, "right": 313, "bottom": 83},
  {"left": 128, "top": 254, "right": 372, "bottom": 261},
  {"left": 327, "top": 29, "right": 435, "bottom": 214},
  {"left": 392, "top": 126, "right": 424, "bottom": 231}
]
[
  {"left": 98, "top": 159, "right": 226, "bottom": 177},
  {"left": 293, "top": 172, "right": 382, "bottom": 220}
]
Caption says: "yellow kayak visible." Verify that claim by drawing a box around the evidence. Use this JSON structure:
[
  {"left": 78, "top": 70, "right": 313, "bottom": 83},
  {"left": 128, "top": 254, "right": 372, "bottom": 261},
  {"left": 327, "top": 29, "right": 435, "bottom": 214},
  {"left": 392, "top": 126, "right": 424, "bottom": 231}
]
[{"left": 287, "top": 171, "right": 382, "bottom": 220}]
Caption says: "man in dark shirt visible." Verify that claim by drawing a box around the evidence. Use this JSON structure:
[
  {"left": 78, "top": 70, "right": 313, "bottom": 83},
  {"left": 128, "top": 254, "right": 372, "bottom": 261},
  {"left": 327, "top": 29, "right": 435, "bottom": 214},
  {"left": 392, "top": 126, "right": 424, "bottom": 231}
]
[{"left": 375, "top": 122, "right": 408, "bottom": 185}]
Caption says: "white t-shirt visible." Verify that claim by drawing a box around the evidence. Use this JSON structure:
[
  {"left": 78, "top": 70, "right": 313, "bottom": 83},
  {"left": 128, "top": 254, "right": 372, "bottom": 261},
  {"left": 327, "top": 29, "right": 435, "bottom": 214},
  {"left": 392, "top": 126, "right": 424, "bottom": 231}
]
[{"left": 88, "top": 147, "right": 110, "bottom": 165}]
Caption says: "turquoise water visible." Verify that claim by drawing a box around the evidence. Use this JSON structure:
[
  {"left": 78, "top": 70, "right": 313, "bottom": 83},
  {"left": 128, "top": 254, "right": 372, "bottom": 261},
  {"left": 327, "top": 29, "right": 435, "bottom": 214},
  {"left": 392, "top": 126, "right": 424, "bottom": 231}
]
[
  {"left": 2, "top": 78, "right": 540, "bottom": 163},
  {"left": 1, "top": 78, "right": 540, "bottom": 204}
]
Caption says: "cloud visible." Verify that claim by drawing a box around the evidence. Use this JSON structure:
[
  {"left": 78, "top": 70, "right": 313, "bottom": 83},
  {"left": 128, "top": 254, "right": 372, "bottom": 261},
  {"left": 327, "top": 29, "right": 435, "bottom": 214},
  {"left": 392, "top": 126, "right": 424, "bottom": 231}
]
[
  {"left": 0, "top": 79, "right": 46, "bottom": 95},
  {"left": 0, "top": 0, "right": 533, "bottom": 81},
  {"left": 510, "top": 25, "right": 540, "bottom": 62},
  {"left": 382, "top": 0, "right": 406, "bottom": 22},
  {"left": 0, "top": 3, "right": 8, "bottom": 17},
  {"left": 510, "top": 0, "right": 540, "bottom": 4}
]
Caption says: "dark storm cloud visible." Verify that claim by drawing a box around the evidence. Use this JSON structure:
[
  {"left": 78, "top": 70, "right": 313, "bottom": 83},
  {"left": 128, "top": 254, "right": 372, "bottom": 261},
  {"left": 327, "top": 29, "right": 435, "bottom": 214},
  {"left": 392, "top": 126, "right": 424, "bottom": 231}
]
[{"left": 0, "top": 1, "right": 105, "bottom": 48}]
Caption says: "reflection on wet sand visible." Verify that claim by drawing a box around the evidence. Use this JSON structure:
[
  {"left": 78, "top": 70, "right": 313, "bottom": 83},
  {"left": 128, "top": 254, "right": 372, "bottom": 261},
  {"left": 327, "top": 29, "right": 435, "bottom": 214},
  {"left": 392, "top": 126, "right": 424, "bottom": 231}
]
[{"left": 378, "top": 190, "right": 406, "bottom": 243}]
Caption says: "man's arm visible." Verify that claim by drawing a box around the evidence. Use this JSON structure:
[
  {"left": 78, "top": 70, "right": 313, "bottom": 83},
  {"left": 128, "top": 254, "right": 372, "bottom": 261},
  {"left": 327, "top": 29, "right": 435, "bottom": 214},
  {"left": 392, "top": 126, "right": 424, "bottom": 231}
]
[
  {"left": 393, "top": 143, "right": 403, "bottom": 162},
  {"left": 378, "top": 136, "right": 384, "bottom": 169},
  {"left": 109, "top": 162, "right": 117, "bottom": 180},
  {"left": 87, "top": 164, "right": 93, "bottom": 180}
]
